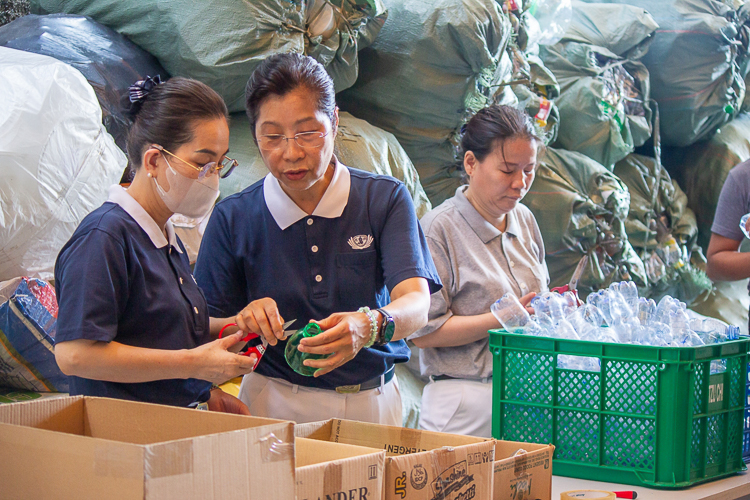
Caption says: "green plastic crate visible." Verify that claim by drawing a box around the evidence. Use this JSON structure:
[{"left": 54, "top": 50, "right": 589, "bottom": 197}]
[{"left": 489, "top": 330, "right": 749, "bottom": 488}]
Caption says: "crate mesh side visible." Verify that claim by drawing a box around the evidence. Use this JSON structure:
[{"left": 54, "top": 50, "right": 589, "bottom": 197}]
[
  {"left": 728, "top": 410, "right": 742, "bottom": 462},
  {"left": 605, "top": 361, "right": 657, "bottom": 416},
  {"left": 503, "top": 350, "right": 554, "bottom": 404},
  {"left": 555, "top": 410, "right": 599, "bottom": 464},
  {"left": 694, "top": 362, "right": 706, "bottom": 415},
  {"left": 502, "top": 403, "right": 552, "bottom": 443},
  {"left": 691, "top": 418, "right": 703, "bottom": 470},
  {"left": 557, "top": 370, "right": 600, "bottom": 410},
  {"left": 603, "top": 415, "right": 656, "bottom": 470},
  {"left": 731, "top": 357, "right": 744, "bottom": 409},
  {"left": 706, "top": 414, "right": 726, "bottom": 465}
]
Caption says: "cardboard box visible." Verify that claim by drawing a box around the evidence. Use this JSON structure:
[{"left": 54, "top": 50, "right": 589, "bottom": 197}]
[
  {"left": 493, "top": 441, "right": 554, "bottom": 500},
  {"left": 295, "top": 437, "right": 385, "bottom": 500},
  {"left": 296, "top": 419, "right": 495, "bottom": 500},
  {"left": 0, "top": 395, "right": 296, "bottom": 500}
]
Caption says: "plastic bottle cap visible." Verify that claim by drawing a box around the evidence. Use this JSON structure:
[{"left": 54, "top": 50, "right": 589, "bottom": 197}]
[{"left": 724, "top": 104, "right": 734, "bottom": 114}]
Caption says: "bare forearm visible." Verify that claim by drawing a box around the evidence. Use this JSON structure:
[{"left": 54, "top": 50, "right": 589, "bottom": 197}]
[
  {"left": 384, "top": 278, "right": 431, "bottom": 341},
  {"left": 706, "top": 251, "right": 750, "bottom": 281},
  {"left": 411, "top": 312, "right": 500, "bottom": 348},
  {"left": 55, "top": 340, "right": 195, "bottom": 383}
]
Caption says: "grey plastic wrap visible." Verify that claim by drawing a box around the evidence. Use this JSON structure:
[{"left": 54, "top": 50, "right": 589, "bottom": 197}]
[
  {"left": 30, "top": 0, "right": 388, "bottom": 113},
  {"left": 337, "top": 0, "right": 512, "bottom": 205},
  {"left": 0, "top": 47, "right": 126, "bottom": 281}
]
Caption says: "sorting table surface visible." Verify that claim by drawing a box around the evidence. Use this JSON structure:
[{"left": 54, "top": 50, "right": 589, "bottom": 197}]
[{"left": 553, "top": 471, "right": 750, "bottom": 500}]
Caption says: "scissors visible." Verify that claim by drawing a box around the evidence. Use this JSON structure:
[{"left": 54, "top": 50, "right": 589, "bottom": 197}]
[
  {"left": 551, "top": 254, "right": 589, "bottom": 305},
  {"left": 219, "top": 318, "right": 297, "bottom": 370}
]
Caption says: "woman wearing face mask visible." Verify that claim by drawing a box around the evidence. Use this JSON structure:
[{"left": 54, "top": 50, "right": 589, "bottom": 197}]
[
  {"left": 409, "top": 105, "right": 549, "bottom": 437},
  {"left": 53, "top": 77, "right": 257, "bottom": 412},
  {"left": 194, "top": 53, "right": 441, "bottom": 425}
]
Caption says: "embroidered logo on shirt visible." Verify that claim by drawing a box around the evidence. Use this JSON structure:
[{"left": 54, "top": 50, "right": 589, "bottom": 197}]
[{"left": 348, "top": 234, "right": 374, "bottom": 250}]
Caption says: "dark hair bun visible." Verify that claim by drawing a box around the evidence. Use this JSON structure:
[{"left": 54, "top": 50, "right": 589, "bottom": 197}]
[{"left": 121, "top": 75, "right": 164, "bottom": 119}]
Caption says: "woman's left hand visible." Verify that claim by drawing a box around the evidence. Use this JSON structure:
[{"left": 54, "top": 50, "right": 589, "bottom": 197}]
[
  {"left": 206, "top": 387, "right": 251, "bottom": 415},
  {"left": 296, "top": 312, "right": 372, "bottom": 377}
]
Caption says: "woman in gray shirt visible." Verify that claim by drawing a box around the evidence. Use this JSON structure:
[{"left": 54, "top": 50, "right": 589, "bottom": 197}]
[{"left": 409, "top": 105, "right": 549, "bottom": 437}]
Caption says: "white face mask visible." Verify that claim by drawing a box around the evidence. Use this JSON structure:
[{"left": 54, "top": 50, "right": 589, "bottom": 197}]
[{"left": 153, "top": 159, "right": 219, "bottom": 218}]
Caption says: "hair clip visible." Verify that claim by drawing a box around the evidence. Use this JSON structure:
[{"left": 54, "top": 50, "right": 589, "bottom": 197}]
[
  {"left": 460, "top": 123, "right": 468, "bottom": 134},
  {"left": 128, "top": 75, "right": 163, "bottom": 104}
]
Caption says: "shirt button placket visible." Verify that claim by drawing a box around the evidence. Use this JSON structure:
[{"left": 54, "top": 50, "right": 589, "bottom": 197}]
[{"left": 306, "top": 217, "right": 325, "bottom": 295}]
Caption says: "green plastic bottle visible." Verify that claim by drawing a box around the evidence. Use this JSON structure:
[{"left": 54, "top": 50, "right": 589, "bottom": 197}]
[{"left": 284, "top": 323, "right": 330, "bottom": 376}]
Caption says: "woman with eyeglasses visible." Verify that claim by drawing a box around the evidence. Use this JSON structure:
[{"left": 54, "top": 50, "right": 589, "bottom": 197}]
[
  {"left": 194, "top": 53, "right": 441, "bottom": 425},
  {"left": 53, "top": 76, "right": 256, "bottom": 412}
]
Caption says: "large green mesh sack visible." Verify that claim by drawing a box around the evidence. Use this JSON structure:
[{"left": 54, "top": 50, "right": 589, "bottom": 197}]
[
  {"left": 337, "top": 0, "right": 512, "bottom": 205},
  {"left": 580, "top": 0, "right": 750, "bottom": 147},
  {"left": 613, "top": 153, "right": 712, "bottom": 305},
  {"left": 220, "top": 111, "right": 431, "bottom": 217},
  {"left": 522, "top": 147, "right": 646, "bottom": 299},
  {"left": 540, "top": 2, "right": 656, "bottom": 169},
  {"left": 664, "top": 113, "right": 750, "bottom": 250},
  {"left": 30, "top": 0, "right": 387, "bottom": 113}
]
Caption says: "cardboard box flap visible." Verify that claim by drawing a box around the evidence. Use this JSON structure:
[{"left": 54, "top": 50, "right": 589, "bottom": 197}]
[
  {"left": 493, "top": 441, "right": 554, "bottom": 500},
  {"left": 295, "top": 438, "right": 386, "bottom": 500},
  {"left": 83, "top": 397, "right": 290, "bottom": 444},
  {"left": 495, "top": 439, "right": 553, "bottom": 457},
  {"left": 302, "top": 419, "right": 491, "bottom": 456},
  {"left": 0, "top": 394, "right": 85, "bottom": 435},
  {"left": 143, "top": 422, "right": 296, "bottom": 500},
  {"left": 294, "top": 419, "right": 333, "bottom": 441},
  {"left": 296, "top": 437, "right": 384, "bottom": 467}
]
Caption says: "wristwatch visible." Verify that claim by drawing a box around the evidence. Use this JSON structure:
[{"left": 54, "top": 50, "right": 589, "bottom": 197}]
[{"left": 375, "top": 308, "right": 395, "bottom": 346}]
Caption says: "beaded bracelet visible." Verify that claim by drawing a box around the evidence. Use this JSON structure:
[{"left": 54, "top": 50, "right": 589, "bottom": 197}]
[{"left": 357, "top": 306, "right": 379, "bottom": 348}]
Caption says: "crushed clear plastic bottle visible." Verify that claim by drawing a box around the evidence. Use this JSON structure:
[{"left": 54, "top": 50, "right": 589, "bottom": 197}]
[
  {"left": 740, "top": 213, "right": 750, "bottom": 239},
  {"left": 493, "top": 281, "right": 741, "bottom": 371}
]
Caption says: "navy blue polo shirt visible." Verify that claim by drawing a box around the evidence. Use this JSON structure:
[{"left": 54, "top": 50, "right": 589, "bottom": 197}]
[
  {"left": 194, "top": 162, "right": 441, "bottom": 389},
  {"left": 54, "top": 186, "right": 212, "bottom": 407}
]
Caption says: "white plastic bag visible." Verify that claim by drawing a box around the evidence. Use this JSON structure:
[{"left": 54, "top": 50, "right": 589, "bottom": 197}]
[{"left": 0, "top": 47, "right": 126, "bottom": 281}]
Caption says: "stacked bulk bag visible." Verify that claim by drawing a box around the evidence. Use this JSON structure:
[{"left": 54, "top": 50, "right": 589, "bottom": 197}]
[
  {"left": 337, "top": 0, "right": 512, "bottom": 205},
  {"left": 580, "top": 0, "right": 750, "bottom": 147},
  {"left": 31, "top": 0, "right": 387, "bottom": 113},
  {"left": 664, "top": 113, "right": 750, "bottom": 249},
  {"left": 521, "top": 147, "right": 646, "bottom": 299},
  {"left": 540, "top": 1, "right": 657, "bottom": 169},
  {"left": 613, "top": 154, "right": 711, "bottom": 304},
  {"left": 504, "top": 2, "right": 562, "bottom": 144}
]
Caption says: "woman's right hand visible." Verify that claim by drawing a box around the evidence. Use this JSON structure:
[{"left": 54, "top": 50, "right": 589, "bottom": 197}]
[
  {"left": 519, "top": 292, "right": 537, "bottom": 315},
  {"left": 234, "top": 297, "right": 286, "bottom": 346},
  {"left": 189, "top": 332, "right": 258, "bottom": 384}
]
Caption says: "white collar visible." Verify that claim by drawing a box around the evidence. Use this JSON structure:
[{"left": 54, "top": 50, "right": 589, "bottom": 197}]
[
  {"left": 263, "top": 159, "right": 351, "bottom": 230},
  {"left": 106, "top": 185, "right": 182, "bottom": 253}
]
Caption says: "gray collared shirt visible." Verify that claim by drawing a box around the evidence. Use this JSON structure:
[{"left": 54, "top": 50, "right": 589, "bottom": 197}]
[{"left": 410, "top": 186, "right": 549, "bottom": 379}]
